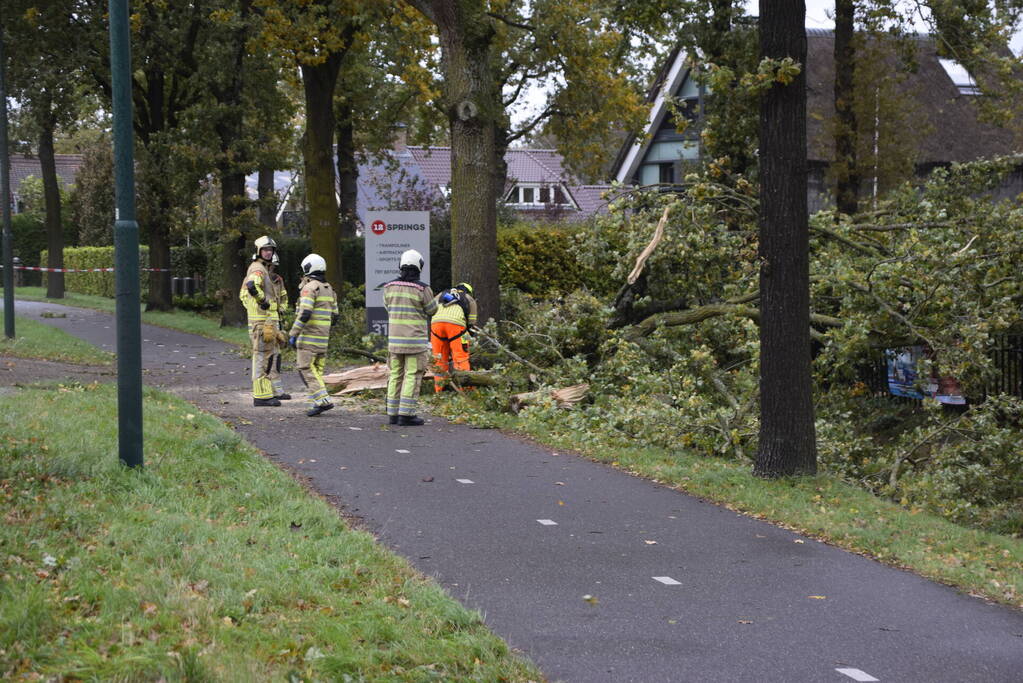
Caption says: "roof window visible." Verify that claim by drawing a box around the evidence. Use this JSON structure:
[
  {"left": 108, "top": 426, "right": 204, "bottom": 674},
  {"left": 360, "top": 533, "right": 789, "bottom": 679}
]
[{"left": 938, "top": 58, "right": 980, "bottom": 95}]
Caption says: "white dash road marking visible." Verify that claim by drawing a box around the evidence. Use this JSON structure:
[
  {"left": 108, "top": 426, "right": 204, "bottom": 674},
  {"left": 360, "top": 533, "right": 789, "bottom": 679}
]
[
  {"left": 537, "top": 519, "right": 558, "bottom": 526},
  {"left": 835, "top": 669, "right": 879, "bottom": 682},
  {"left": 456, "top": 479, "right": 474, "bottom": 484},
  {"left": 349, "top": 426, "right": 362, "bottom": 431},
  {"left": 652, "top": 576, "right": 681, "bottom": 586},
  {"left": 395, "top": 449, "right": 410, "bottom": 454}
]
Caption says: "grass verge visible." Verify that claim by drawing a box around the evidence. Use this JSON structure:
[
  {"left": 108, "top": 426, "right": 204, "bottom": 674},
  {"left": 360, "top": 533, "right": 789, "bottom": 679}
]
[
  {"left": 430, "top": 392, "right": 1023, "bottom": 610},
  {"left": 0, "top": 315, "right": 113, "bottom": 365},
  {"left": 0, "top": 383, "right": 540, "bottom": 681},
  {"left": 9, "top": 287, "right": 249, "bottom": 348}
]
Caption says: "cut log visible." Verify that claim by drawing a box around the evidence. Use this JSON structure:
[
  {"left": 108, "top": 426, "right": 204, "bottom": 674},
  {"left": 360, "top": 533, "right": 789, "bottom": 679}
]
[
  {"left": 324, "top": 364, "right": 434, "bottom": 395},
  {"left": 509, "top": 383, "right": 589, "bottom": 413}
]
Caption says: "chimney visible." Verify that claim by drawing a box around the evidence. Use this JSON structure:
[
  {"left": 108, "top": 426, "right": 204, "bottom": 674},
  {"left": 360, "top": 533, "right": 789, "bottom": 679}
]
[{"left": 392, "top": 123, "right": 408, "bottom": 153}]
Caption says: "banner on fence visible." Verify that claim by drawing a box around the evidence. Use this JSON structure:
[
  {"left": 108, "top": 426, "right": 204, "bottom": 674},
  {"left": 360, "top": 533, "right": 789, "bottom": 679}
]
[{"left": 885, "top": 346, "right": 965, "bottom": 405}]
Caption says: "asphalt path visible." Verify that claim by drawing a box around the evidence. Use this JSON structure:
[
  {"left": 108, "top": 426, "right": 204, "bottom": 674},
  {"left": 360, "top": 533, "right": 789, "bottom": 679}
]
[{"left": 4, "top": 298, "right": 1023, "bottom": 682}]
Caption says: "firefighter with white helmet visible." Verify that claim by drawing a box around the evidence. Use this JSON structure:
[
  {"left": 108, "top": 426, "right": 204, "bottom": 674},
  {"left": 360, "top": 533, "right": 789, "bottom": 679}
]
[
  {"left": 288, "top": 253, "right": 339, "bottom": 416},
  {"left": 239, "top": 235, "right": 281, "bottom": 406},
  {"left": 382, "top": 249, "right": 438, "bottom": 425}
]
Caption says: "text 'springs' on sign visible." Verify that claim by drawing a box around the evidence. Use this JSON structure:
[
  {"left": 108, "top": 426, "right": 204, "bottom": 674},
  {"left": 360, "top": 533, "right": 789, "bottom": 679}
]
[{"left": 364, "top": 210, "right": 430, "bottom": 337}]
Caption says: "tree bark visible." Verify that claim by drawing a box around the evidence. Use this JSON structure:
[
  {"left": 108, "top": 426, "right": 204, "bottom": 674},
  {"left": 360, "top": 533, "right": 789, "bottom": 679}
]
[
  {"left": 301, "top": 56, "right": 344, "bottom": 292},
  {"left": 418, "top": 0, "right": 501, "bottom": 325},
  {"left": 833, "top": 0, "right": 859, "bottom": 215},
  {"left": 755, "top": 0, "right": 818, "bottom": 477},
  {"left": 144, "top": 178, "right": 174, "bottom": 311},
  {"left": 38, "top": 117, "right": 64, "bottom": 299},
  {"left": 257, "top": 165, "right": 277, "bottom": 229},
  {"left": 219, "top": 171, "right": 249, "bottom": 326},
  {"left": 336, "top": 100, "right": 359, "bottom": 240}
]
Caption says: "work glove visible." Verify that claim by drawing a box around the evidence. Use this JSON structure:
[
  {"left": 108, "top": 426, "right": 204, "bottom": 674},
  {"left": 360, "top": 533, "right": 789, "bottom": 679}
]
[
  {"left": 288, "top": 336, "right": 298, "bottom": 349},
  {"left": 276, "top": 330, "right": 288, "bottom": 345},
  {"left": 258, "top": 299, "right": 270, "bottom": 310}
]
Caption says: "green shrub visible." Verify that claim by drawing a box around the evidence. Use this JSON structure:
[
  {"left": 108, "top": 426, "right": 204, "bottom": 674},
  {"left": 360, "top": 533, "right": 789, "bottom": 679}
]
[
  {"left": 497, "top": 223, "right": 607, "bottom": 296},
  {"left": 41, "top": 246, "right": 150, "bottom": 298}
]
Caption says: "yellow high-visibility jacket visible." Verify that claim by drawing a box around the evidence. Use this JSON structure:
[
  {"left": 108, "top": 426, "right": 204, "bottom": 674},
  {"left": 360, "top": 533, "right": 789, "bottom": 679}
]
[{"left": 240, "top": 260, "right": 276, "bottom": 324}]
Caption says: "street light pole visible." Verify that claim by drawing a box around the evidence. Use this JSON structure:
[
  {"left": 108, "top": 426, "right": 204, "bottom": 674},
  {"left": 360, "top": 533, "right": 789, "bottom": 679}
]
[
  {"left": 109, "top": 0, "right": 143, "bottom": 468},
  {"left": 1, "top": 24, "right": 15, "bottom": 340}
]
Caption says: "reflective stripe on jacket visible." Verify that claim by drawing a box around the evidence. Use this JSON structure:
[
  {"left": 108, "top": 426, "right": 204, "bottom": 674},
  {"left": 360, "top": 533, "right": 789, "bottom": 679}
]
[
  {"left": 431, "top": 292, "right": 477, "bottom": 328},
  {"left": 240, "top": 261, "right": 275, "bottom": 324},
  {"left": 383, "top": 279, "right": 437, "bottom": 354},
  {"left": 288, "top": 279, "right": 337, "bottom": 352}
]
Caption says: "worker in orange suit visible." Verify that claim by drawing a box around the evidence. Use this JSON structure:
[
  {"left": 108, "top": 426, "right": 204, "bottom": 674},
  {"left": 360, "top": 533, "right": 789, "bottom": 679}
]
[{"left": 430, "top": 282, "right": 477, "bottom": 392}]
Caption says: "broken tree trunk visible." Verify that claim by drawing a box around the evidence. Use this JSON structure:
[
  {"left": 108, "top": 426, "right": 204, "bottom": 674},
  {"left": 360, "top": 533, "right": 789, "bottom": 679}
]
[
  {"left": 324, "top": 364, "right": 433, "bottom": 394},
  {"left": 509, "top": 383, "right": 589, "bottom": 413}
]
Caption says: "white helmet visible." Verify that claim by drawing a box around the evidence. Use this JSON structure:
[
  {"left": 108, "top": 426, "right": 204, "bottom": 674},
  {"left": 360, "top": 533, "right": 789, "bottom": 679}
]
[
  {"left": 271, "top": 252, "right": 280, "bottom": 266},
  {"left": 301, "top": 253, "right": 326, "bottom": 275},
  {"left": 400, "top": 249, "right": 424, "bottom": 270},
  {"left": 252, "top": 235, "right": 277, "bottom": 261}
]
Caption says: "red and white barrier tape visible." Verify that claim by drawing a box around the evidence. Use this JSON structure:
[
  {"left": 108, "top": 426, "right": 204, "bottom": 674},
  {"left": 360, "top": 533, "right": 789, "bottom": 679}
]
[{"left": 1, "top": 265, "right": 172, "bottom": 273}]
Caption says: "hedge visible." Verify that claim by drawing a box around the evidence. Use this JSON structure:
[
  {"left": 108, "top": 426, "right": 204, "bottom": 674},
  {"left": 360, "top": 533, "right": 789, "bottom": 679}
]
[{"left": 41, "top": 246, "right": 150, "bottom": 298}]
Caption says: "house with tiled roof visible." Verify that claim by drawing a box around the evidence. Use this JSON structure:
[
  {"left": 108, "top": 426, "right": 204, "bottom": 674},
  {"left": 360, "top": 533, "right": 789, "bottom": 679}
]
[
  {"left": 611, "top": 28, "right": 1023, "bottom": 210},
  {"left": 357, "top": 143, "right": 614, "bottom": 223},
  {"left": 6, "top": 154, "right": 83, "bottom": 213}
]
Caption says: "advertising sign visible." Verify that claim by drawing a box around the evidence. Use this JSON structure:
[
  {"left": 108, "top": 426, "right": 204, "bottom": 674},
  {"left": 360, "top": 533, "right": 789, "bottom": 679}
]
[
  {"left": 885, "top": 346, "right": 966, "bottom": 405},
  {"left": 363, "top": 210, "right": 430, "bottom": 336}
]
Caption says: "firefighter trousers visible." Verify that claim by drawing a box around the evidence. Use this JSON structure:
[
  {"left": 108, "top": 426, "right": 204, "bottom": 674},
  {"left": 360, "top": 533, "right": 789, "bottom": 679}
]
[
  {"left": 387, "top": 349, "right": 430, "bottom": 417},
  {"left": 296, "top": 349, "right": 330, "bottom": 407},
  {"left": 249, "top": 322, "right": 279, "bottom": 399},
  {"left": 431, "top": 321, "right": 470, "bottom": 392}
]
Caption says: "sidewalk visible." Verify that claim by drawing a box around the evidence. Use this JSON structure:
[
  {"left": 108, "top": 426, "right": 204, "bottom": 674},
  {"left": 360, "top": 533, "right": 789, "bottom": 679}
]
[{"left": 4, "top": 298, "right": 1023, "bottom": 682}]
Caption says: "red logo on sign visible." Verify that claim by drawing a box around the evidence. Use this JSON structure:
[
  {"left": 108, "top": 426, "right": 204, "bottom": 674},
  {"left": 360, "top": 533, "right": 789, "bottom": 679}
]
[{"left": 371, "top": 220, "right": 386, "bottom": 235}]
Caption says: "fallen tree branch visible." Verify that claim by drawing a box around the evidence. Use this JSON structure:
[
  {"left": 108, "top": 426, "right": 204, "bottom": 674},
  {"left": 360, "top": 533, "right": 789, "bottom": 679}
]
[
  {"left": 473, "top": 327, "right": 548, "bottom": 375},
  {"left": 624, "top": 303, "right": 842, "bottom": 342},
  {"left": 509, "top": 383, "right": 590, "bottom": 413},
  {"left": 627, "top": 204, "right": 673, "bottom": 285},
  {"left": 337, "top": 347, "right": 385, "bottom": 363}
]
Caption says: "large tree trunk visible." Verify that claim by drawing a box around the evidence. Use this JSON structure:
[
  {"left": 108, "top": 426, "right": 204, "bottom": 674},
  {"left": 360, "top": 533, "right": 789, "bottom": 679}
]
[
  {"left": 257, "top": 165, "right": 277, "bottom": 229},
  {"left": 426, "top": 0, "right": 501, "bottom": 324},
  {"left": 754, "top": 0, "right": 818, "bottom": 477},
  {"left": 301, "top": 57, "right": 344, "bottom": 292},
  {"left": 219, "top": 171, "right": 249, "bottom": 326},
  {"left": 336, "top": 101, "right": 359, "bottom": 240},
  {"left": 38, "top": 118, "right": 64, "bottom": 299},
  {"left": 833, "top": 0, "right": 859, "bottom": 215},
  {"left": 144, "top": 180, "right": 174, "bottom": 311}
]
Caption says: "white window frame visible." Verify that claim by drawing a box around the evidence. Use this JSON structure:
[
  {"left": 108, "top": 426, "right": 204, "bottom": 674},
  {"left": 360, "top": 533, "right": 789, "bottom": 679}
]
[
  {"left": 504, "top": 183, "right": 575, "bottom": 208},
  {"left": 938, "top": 58, "right": 981, "bottom": 95}
]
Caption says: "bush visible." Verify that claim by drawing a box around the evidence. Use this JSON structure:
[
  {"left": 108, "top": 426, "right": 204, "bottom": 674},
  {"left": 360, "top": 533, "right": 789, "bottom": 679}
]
[
  {"left": 172, "top": 294, "right": 220, "bottom": 312},
  {"left": 497, "top": 224, "right": 588, "bottom": 295},
  {"left": 41, "top": 246, "right": 150, "bottom": 299}
]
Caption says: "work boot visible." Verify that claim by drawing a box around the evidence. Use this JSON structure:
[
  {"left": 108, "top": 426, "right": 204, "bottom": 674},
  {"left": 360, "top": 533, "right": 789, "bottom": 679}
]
[
  {"left": 397, "top": 415, "right": 425, "bottom": 426},
  {"left": 253, "top": 397, "right": 281, "bottom": 407},
  {"left": 306, "top": 403, "right": 334, "bottom": 417},
  {"left": 388, "top": 415, "right": 399, "bottom": 425},
  {"left": 274, "top": 393, "right": 292, "bottom": 400}
]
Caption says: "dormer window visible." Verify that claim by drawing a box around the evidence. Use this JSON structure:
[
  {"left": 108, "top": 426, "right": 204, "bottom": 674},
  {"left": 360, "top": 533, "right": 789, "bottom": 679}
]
[
  {"left": 938, "top": 58, "right": 980, "bottom": 95},
  {"left": 505, "top": 184, "right": 573, "bottom": 208}
]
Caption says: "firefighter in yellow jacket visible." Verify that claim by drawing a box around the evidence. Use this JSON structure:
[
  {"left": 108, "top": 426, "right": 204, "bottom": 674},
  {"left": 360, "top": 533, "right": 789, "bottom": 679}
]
[
  {"left": 269, "top": 252, "right": 291, "bottom": 401},
  {"left": 239, "top": 235, "right": 281, "bottom": 407},
  {"left": 288, "top": 253, "right": 339, "bottom": 417}
]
